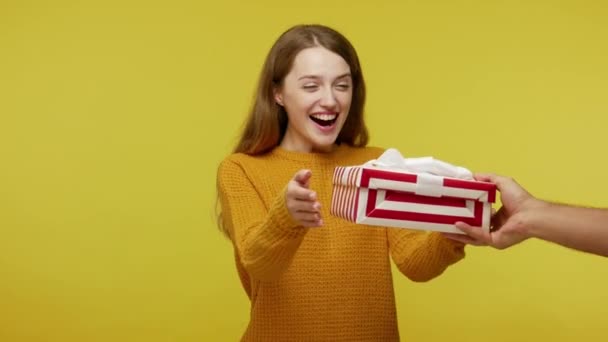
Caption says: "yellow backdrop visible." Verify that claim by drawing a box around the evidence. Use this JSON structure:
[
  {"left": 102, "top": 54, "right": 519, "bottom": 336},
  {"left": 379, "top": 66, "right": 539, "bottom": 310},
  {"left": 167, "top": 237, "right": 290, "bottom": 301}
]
[{"left": 1, "top": 0, "right": 607, "bottom": 341}]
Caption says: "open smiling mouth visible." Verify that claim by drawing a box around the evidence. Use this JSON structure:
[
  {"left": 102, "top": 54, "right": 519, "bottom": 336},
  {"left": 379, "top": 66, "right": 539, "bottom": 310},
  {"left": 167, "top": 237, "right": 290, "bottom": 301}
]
[{"left": 310, "top": 113, "right": 338, "bottom": 127}]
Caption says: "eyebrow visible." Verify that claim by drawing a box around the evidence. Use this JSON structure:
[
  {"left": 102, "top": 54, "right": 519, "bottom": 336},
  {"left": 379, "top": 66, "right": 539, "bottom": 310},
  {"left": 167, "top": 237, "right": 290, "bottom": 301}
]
[{"left": 297, "top": 73, "right": 352, "bottom": 81}]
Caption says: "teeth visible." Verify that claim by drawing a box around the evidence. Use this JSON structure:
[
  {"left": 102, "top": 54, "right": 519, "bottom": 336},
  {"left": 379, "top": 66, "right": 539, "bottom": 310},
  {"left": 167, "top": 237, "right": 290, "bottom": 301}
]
[{"left": 310, "top": 114, "right": 336, "bottom": 121}]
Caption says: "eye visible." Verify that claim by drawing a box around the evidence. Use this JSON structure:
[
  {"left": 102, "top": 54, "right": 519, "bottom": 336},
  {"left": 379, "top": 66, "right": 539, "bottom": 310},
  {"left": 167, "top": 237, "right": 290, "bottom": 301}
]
[
  {"left": 302, "top": 84, "right": 319, "bottom": 91},
  {"left": 335, "top": 83, "right": 351, "bottom": 91}
]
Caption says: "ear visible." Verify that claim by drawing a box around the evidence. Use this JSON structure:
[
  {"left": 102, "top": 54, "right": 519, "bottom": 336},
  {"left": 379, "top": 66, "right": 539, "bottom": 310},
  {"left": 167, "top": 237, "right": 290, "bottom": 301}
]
[{"left": 273, "top": 87, "right": 284, "bottom": 107}]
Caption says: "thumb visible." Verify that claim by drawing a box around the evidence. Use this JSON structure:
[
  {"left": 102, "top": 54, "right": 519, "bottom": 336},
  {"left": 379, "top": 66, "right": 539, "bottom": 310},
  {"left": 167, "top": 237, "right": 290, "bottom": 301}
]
[
  {"left": 293, "top": 169, "right": 312, "bottom": 188},
  {"left": 490, "top": 221, "right": 518, "bottom": 249},
  {"left": 473, "top": 173, "right": 497, "bottom": 183}
]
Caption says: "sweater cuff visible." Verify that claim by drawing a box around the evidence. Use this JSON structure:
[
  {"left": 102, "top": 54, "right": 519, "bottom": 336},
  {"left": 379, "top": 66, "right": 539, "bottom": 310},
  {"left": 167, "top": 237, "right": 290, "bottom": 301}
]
[
  {"left": 431, "top": 232, "right": 466, "bottom": 261},
  {"left": 264, "top": 186, "right": 308, "bottom": 240}
]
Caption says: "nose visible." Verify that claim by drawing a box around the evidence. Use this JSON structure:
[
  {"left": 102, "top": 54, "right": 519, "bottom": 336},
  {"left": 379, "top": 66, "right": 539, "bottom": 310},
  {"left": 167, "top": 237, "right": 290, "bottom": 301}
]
[{"left": 319, "top": 87, "right": 337, "bottom": 108}]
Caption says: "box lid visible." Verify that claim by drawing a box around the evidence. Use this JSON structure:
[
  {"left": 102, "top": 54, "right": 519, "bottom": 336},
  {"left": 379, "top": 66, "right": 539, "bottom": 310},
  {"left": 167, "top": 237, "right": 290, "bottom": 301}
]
[{"left": 333, "top": 165, "right": 496, "bottom": 203}]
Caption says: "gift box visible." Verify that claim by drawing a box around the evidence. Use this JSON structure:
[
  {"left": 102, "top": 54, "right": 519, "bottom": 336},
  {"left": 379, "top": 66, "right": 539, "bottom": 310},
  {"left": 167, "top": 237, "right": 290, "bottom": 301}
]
[{"left": 330, "top": 163, "right": 497, "bottom": 234}]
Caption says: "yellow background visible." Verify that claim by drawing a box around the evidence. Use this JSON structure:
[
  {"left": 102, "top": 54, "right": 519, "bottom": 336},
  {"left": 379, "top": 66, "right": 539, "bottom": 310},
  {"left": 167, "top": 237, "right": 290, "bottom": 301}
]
[{"left": 1, "top": 0, "right": 607, "bottom": 341}]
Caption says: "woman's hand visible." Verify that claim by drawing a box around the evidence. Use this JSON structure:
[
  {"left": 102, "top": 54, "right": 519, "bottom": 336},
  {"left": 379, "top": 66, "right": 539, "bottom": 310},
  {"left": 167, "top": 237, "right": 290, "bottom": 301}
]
[{"left": 285, "top": 169, "right": 323, "bottom": 227}]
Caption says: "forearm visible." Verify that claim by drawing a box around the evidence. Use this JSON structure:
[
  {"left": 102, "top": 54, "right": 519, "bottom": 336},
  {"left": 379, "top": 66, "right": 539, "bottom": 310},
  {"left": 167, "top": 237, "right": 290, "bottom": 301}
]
[
  {"left": 389, "top": 229, "right": 465, "bottom": 282},
  {"left": 218, "top": 160, "right": 307, "bottom": 280},
  {"left": 526, "top": 202, "right": 608, "bottom": 257},
  {"left": 237, "top": 196, "right": 307, "bottom": 280}
]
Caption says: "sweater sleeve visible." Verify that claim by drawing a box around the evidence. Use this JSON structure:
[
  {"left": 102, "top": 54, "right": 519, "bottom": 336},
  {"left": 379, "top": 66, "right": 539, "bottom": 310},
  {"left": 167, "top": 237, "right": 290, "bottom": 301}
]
[
  {"left": 217, "top": 158, "right": 308, "bottom": 281},
  {"left": 387, "top": 228, "right": 465, "bottom": 282}
]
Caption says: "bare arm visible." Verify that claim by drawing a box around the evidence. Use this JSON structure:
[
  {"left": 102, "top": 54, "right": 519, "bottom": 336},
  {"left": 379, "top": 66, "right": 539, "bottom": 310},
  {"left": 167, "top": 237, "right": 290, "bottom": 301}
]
[
  {"left": 443, "top": 173, "right": 608, "bottom": 257},
  {"left": 526, "top": 201, "right": 608, "bottom": 257}
]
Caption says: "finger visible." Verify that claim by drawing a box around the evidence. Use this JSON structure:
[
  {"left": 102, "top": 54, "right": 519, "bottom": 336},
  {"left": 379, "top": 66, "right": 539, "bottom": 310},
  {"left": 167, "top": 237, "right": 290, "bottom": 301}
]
[
  {"left": 441, "top": 232, "right": 481, "bottom": 245},
  {"left": 294, "top": 201, "right": 321, "bottom": 213},
  {"left": 454, "top": 222, "right": 487, "bottom": 239},
  {"left": 453, "top": 221, "right": 493, "bottom": 245},
  {"left": 491, "top": 207, "right": 508, "bottom": 231},
  {"left": 293, "top": 211, "right": 322, "bottom": 222},
  {"left": 289, "top": 186, "right": 317, "bottom": 201},
  {"left": 300, "top": 218, "right": 324, "bottom": 227},
  {"left": 293, "top": 169, "right": 312, "bottom": 188},
  {"left": 287, "top": 200, "right": 320, "bottom": 218},
  {"left": 476, "top": 173, "right": 519, "bottom": 194},
  {"left": 292, "top": 202, "right": 322, "bottom": 216},
  {"left": 473, "top": 172, "right": 510, "bottom": 184},
  {"left": 472, "top": 173, "right": 496, "bottom": 183}
]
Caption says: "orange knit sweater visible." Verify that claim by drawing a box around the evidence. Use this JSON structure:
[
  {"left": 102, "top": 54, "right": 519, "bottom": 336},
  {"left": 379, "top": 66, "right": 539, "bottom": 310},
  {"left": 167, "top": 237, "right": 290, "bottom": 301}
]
[{"left": 217, "top": 145, "right": 465, "bottom": 341}]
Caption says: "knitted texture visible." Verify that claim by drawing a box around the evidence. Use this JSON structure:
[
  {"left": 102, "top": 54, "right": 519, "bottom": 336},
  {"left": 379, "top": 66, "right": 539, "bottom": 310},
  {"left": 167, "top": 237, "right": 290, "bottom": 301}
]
[{"left": 217, "top": 145, "right": 465, "bottom": 341}]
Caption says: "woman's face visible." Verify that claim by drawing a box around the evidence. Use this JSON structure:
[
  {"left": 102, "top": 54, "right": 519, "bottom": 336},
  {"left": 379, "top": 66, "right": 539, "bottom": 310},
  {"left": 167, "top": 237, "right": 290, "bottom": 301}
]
[{"left": 275, "top": 46, "right": 353, "bottom": 153}]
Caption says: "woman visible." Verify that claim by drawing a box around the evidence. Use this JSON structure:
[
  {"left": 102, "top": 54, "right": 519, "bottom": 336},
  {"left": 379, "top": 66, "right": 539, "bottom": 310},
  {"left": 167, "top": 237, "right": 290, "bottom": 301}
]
[{"left": 217, "top": 24, "right": 465, "bottom": 341}]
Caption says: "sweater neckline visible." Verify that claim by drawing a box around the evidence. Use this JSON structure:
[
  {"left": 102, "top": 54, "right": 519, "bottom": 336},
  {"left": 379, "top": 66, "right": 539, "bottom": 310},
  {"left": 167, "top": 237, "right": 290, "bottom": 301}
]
[{"left": 271, "top": 144, "right": 348, "bottom": 163}]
